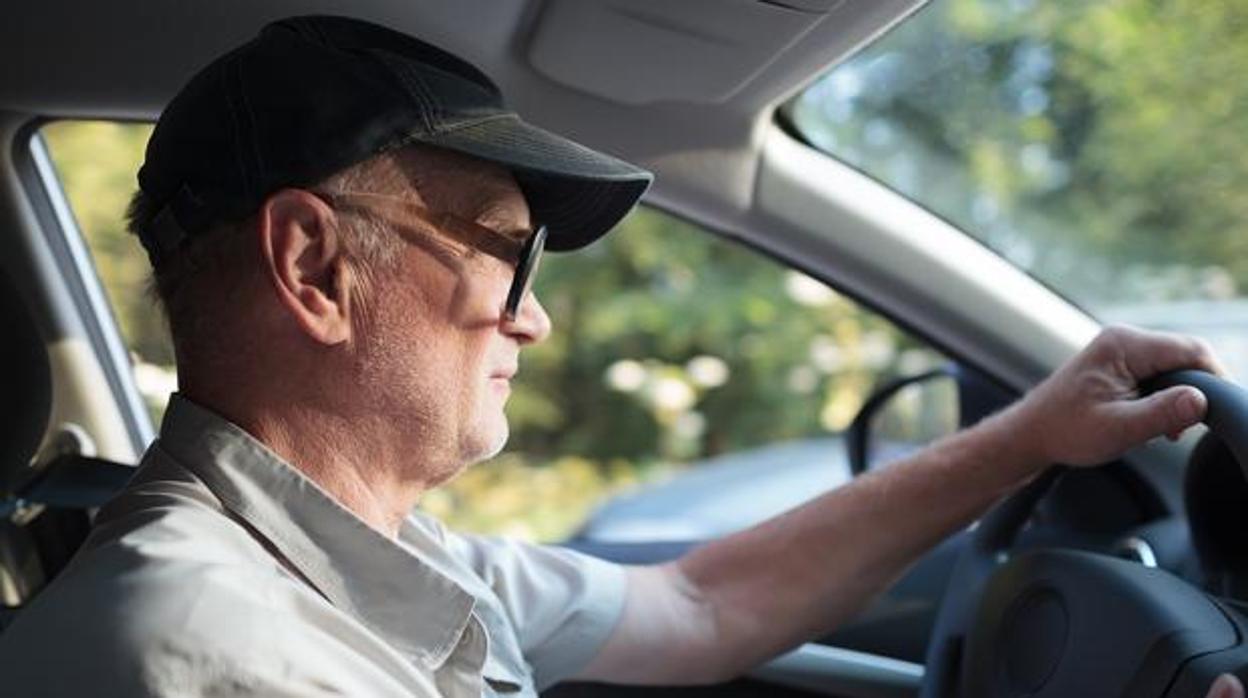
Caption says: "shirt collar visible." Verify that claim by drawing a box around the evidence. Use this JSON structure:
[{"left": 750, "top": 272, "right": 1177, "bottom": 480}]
[{"left": 156, "top": 394, "right": 477, "bottom": 669}]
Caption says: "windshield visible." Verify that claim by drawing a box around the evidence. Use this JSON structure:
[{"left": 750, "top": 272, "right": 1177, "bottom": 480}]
[{"left": 787, "top": 0, "right": 1248, "bottom": 370}]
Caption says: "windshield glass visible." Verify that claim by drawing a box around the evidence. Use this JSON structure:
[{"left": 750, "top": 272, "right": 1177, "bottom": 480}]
[{"left": 787, "top": 0, "right": 1248, "bottom": 371}]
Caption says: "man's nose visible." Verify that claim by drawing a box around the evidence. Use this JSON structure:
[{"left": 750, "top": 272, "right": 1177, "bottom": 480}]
[{"left": 502, "top": 292, "right": 552, "bottom": 345}]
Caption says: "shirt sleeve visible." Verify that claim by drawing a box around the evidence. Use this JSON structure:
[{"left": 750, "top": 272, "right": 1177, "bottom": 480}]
[{"left": 442, "top": 530, "right": 628, "bottom": 690}]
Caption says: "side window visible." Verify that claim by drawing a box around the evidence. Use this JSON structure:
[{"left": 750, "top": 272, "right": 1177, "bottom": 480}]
[
  {"left": 40, "top": 121, "right": 175, "bottom": 427},
  {"left": 39, "top": 120, "right": 950, "bottom": 544},
  {"left": 422, "top": 208, "right": 951, "bottom": 542}
]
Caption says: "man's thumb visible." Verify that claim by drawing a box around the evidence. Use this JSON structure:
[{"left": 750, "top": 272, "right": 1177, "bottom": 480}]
[
  {"left": 1208, "top": 674, "right": 1245, "bottom": 698},
  {"left": 1113, "top": 385, "right": 1207, "bottom": 444}
]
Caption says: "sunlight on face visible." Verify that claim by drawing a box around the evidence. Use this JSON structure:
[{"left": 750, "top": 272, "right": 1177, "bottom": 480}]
[{"left": 350, "top": 148, "right": 549, "bottom": 483}]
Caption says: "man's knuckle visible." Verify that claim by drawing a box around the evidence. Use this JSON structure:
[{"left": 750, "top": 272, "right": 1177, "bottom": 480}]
[
  {"left": 1087, "top": 331, "right": 1118, "bottom": 358},
  {"left": 1191, "top": 336, "right": 1216, "bottom": 359},
  {"left": 1099, "top": 324, "right": 1127, "bottom": 341},
  {"left": 1097, "top": 324, "right": 1142, "bottom": 352}
]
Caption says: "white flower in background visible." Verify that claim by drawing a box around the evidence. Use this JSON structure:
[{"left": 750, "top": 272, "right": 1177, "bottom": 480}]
[
  {"left": 652, "top": 376, "right": 696, "bottom": 412},
  {"left": 821, "top": 388, "right": 862, "bottom": 432},
  {"left": 898, "top": 348, "right": 935, "bottom": 375},
  {"left": 809, "top": 334, "right": 843, "bottom": 373},
  {"left": 686, "top": 355, "right": 729, "bottom": 388},
  {"left": 673, "top": 411, "right": 707, "bottom": 440},
  {"left": 132, "top": 359, "right": 177, "bottom": 406},
  {"left": 860, "top": 331, "right": 897, "bottom": 369},
  {"left": 1201, "top": 266, "right": 1236, "bottom": 300},
  {"left": 605, "top": 359, "right": 647, "bottom": 392},
  {"left": 784, "top": 271, "right": 840, "bottom": 307}
]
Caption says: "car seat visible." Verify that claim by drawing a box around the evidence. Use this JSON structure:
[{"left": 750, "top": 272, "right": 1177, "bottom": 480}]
[{"left": 0, "top": 267, "right": 133, "bottom": 630}]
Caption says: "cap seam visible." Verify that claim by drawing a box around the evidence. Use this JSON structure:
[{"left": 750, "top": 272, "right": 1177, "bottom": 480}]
[
  {"left": 373, "top": 49, "right": 438, "bottom": 134},
  {"left": 303, "top": 16, "right": 332, "bottom": 46},
  {"left": 383, "top": 113, "right": 515, "bottom": 155},
  {"left": 405, "top": 67, "right": 448, "bottom": 133},
  {"left": 428, "top": 112, "right": 516, "bottom": 136},
  {"left": 397, "top": 62, "right": 438, "bottom": 134}
]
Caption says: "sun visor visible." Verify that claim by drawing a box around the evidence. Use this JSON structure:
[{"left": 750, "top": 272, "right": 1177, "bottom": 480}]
[{"left": 527, "top": 0, "right": 844, "bottom": 106}]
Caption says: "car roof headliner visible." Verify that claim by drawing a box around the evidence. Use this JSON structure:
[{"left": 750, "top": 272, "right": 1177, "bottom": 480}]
[{"left": 2, "top": 0, "right": 924, "bottom": 219}]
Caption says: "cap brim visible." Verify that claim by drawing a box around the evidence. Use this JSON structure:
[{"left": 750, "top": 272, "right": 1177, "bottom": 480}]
[{"left": 419, "top": 115, "right": 653, "bottom": 251}]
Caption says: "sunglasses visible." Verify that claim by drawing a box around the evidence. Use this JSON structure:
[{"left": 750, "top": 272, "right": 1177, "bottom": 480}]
[{"left": 312, "top": 190, "right": 547, "bottom": 321}]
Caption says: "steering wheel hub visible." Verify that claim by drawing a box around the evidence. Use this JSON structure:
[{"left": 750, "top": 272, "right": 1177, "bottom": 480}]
[
  {"left": 964, "top": 550, "right": 1235, "bottom": 697},
  {"left": 1002, "top": 588, "right": 1067, "bottom": 692}
]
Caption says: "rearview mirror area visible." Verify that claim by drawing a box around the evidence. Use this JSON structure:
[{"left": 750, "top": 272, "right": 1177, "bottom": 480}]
[{"left": 848, "top": 365, "right": 1015, "bottom": 475}]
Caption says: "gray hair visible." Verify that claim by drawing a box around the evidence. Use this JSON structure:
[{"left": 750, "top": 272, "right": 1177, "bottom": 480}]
[{"left": 126, "top": 148, "right": 422, "bottom": 365}]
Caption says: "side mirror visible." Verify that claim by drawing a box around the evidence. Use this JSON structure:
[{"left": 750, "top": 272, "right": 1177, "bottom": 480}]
[{"left": 847, "top": 364, "right": 1014, "bottom": 476}]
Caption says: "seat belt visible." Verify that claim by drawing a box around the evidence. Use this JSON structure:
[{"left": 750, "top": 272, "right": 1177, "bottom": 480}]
[{"left": 0, "top": 454, "right": 134, "bottom": 518}]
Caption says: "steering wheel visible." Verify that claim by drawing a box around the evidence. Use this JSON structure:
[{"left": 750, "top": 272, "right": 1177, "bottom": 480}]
[{"left": 919, "top": 370, "right": 1248, "bottom": 698}]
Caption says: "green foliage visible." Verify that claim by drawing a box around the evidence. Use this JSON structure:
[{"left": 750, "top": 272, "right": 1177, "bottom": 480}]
[
  {"left": 42, "top": 122, "right": 170, "bottom": 365},
  {"left": 789, "top": 0, "right": 1248, "bottom": 310},
  {"left": 510, "top": 207, "right": 933, "bottom": 467}
]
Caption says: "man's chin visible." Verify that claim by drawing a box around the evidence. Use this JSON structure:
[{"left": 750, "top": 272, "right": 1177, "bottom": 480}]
[{"left": 464, "top": 420, "right": 510, "bottom": 464}]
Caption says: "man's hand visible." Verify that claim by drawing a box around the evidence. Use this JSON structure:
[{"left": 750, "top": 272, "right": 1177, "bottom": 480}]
[
  {"left": 1209, "top": 674, "right": 1245, "bottom": 698},
  {"left": 1008, "top": 325, "right": 1226, "bottom": 467}
]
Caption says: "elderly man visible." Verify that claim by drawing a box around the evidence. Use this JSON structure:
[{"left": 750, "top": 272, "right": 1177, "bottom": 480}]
[{"left": 0, "top": 14, "right": 1243, "bottom": 698}]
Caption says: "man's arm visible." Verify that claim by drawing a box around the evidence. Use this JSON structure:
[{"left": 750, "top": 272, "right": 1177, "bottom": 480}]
[{"left": 578, "top": 326, "right": 1224, "bottom": 684}]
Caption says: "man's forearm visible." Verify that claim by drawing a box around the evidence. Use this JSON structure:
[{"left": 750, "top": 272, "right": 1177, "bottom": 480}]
[{"left": 669, "top": 405, "right": 1047, "bottom": 682}]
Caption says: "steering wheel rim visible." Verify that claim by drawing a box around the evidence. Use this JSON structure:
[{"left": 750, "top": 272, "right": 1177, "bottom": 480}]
[{"left": 918, "top": 370, "right": 1248, "bottom": 698}]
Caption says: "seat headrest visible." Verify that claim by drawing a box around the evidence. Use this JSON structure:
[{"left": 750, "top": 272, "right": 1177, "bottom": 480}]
[{"left": 0, "top": 268, "right": 52, "bottom": 494}]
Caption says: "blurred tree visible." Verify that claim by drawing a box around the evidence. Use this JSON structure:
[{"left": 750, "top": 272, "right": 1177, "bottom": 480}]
[
  {"left": 789, "top": 0, "right": 1248, "bottom": 310},
  {"left": 512, "top": 207, "right": 932, "bottom": 466}
]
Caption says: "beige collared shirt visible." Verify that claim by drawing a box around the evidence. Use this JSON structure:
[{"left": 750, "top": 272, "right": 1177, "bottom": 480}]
[{"left": 0, "top": 396, "right": 627, "bottom": 696}]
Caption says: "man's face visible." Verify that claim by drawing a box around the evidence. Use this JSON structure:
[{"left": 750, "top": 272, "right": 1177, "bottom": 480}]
[{"left": 352, "top": 154, "right": 551, "bottom": 477}]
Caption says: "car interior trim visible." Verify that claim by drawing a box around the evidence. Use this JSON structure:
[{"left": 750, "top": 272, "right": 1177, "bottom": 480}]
[
  {"left": 751, "top": 125, "right": 1100, "bottom": 390},
  {"left": 751, "top": 641, "right": 923, "bottom": 697},
  {"left": 24, "top": 132, "right": 153, "bottom": 451},
  {"left": 1, "top": 115, "right": 137, "bottom": 464}
]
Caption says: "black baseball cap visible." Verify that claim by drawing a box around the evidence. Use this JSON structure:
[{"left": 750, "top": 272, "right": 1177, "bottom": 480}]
[{"left": 136, "top": 14, "right": 653, "bottom": 266}]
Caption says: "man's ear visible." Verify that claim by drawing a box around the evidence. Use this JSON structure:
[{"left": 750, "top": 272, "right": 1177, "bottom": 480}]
[{"left": 256, "top": 189, "right": 354, "bottom": 345}]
